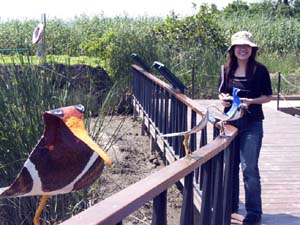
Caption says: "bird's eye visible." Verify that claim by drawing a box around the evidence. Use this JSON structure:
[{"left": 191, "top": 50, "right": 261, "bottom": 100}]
[{"left": 75, "top": 104, "right": 85, "bottom": 113}]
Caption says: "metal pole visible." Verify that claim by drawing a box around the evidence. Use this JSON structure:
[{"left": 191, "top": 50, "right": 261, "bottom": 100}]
[
  {"left": 191, "top": 66, "right": 195, "bottom": 99},
  {"left": 41, "top": 13, "right": 46, "bottom": 63},
  {"left": 37, "top": 13, "right": 46, "bottom": 63},
  {"left": 277, "top": 72, "right": 281, "bottom": 111}
]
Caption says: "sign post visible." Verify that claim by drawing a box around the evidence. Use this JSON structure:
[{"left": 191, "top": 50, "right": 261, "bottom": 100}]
[{"left": 36, "top": 13, "right": 46, "bottom": 63}]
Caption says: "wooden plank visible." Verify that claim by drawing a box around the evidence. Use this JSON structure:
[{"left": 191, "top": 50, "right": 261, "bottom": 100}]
[{"left": 240, "top": 102, "right": 300, "bottom": 223}]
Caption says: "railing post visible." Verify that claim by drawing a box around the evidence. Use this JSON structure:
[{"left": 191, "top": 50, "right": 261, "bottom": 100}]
[
  {"left": 163, "top": 91, "right": 169, "bottom": 135},
  {"left": 158, "top": 87, "right": 164, "bottom": 131},
  {"left": 179, "top": 103, "right": 187, "bottom": 158},
  {"left": 151, "top": 190, "right": 167, "bottom": 225},
  {"left": 199, "top": 160, "right": 213, "bottom": 225},
  {"left": 277, "top": 72, "right": 281, "bottom": 111},
  {"left": 190, "top": 110, "right": 197, "bottom": 152},
  {"left": 222, "top": 143, "right": 235, "bottom": 225},
  {"left": 131, "top": 69, "right": 135, "bottom": 121},
  {"left": 180, "top": 172, "right": 194, "bottom": 225},
  {"left": 199, "top": 127, "right": 208, "bottom": 190},
  {"left": 211, "top": 152, "right": 224, "bottom": 225}
]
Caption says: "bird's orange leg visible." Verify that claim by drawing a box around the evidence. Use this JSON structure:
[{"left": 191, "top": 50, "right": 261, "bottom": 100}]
[
  {"left": 33, "top": 195, "right": 49, "bottom": 225},
  {"left": 183, "top": 133, "right": 191, "bottom": 156}
]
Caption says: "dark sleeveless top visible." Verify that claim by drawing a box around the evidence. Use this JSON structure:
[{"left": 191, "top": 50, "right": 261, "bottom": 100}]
[{"left": 218, "top": 63, "right": 273, "bottom": 121}]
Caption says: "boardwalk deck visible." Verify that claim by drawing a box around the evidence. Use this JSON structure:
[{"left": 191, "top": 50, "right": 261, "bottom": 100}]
[{"left": 197, "top": 100, "right": 300, "bottom": 225}]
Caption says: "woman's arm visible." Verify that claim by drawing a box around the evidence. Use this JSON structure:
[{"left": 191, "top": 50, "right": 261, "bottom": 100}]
[{"left": 240, "top": 95, "right": 272, "bottom": 107}]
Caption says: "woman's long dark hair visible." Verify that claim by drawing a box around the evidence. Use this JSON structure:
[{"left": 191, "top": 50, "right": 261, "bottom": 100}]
[{"left": 225, "top": 46, "right": 258, "bottom": 80}]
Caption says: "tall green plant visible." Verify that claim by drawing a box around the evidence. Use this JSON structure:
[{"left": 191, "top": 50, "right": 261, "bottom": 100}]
[
  {"left": 0, "top": 56, "right": 125, "bottom": 224},
  {"left": 150, "top": 5, "right": 227, "bottom": 98}
]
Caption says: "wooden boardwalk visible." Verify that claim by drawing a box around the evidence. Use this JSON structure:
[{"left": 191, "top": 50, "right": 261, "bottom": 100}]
[{"left": 198, "top": 100, "right": 300, "bottom": 225}]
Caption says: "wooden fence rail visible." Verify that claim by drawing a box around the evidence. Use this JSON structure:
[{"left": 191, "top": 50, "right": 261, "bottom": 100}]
[{"left": 60, "top": 64, "right": 238, "bottom": 225}]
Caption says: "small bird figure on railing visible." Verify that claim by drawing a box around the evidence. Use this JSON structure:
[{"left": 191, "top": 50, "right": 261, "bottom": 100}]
[
  {"left": 161, "top": 87, "right": 246, "bottom": 157},
  {"left": 161, "top": 110, "right": 210, "bottom": 157},
  {"left": 0, "top": 104, "right": 112, "bottom": 225}
]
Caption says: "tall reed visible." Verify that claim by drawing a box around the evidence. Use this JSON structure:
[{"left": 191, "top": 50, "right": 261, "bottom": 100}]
[{"left": 0, "top": 56, "right": 124, "bottom": 224}]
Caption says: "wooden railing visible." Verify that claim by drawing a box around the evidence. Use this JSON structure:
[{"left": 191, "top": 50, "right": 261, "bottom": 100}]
[{"left": 60, "top": 65, "right": 238, "bottom": 225}]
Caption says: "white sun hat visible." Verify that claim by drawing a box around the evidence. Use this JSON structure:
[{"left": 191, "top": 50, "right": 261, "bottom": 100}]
[{"left": 228, "top": 31, "right": 258, "bottom": 51}]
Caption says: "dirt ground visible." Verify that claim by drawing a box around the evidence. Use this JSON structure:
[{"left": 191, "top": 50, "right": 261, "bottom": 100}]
[{"left": 93, "top": 115, "right": 182, "bottom": 225}]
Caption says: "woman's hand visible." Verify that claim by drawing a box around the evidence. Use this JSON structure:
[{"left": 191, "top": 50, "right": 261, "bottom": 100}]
[
  {"left": 219, "top": 93, "right": 233, "bottom": 108},
  {"left": 240, "top": 98, "right": 251, "bottom": 108},
  {"left": 240, "top": 95, "right": 272, "bottom": 107}
]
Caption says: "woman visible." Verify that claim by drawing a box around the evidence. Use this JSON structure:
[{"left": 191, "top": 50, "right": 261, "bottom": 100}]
[{"left": 218, "top": 31, "right": 273, "bottom": 225}]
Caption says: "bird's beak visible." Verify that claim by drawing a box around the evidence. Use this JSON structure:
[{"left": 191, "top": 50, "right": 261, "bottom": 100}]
[{"left": 65, "top": 116, "right": 112, "bottom": 167}]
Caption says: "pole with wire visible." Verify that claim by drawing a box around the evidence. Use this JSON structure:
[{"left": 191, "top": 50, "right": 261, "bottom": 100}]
[
  {"left": 191, "top": 66, "right": 195, "bottom": 99},
  {"left": 277, "top": 72, "right": 281, "bottom": 111},
  {"left": 36, "top": 13, "right": 46, "bottom": 63}
]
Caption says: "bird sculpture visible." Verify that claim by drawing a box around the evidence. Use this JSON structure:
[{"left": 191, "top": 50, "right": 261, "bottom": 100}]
[
  {"left": 0, "top": 104, "right": 112, "bottom": 225},
  {"left": 161, "top": 109, "right": 210, "bottom": 157},
  {"left": 212, "top": 87, "right": 246, "bottom": 122},
  {"left": 161, "top": 87, "right": 245, "bottom": 156}
]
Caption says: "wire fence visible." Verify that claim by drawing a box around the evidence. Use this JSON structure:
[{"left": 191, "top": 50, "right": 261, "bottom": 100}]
[
  {"left": 277, "top": 72, "right": 300, "bottom": 116},
  {"left": 152, "top": 66, "right": 300, "bottom": 116},
  {"left": 280, "top": 74, "right": 300, "bottom": 91}
]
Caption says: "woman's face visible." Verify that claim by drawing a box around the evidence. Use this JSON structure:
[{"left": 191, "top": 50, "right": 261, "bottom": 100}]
[{"left": 234, "top": 44, "right": 252, "bottom": 61}]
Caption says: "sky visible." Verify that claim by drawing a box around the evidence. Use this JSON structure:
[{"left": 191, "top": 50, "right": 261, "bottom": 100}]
[{"left": 0, "top": 0, "right": 257, "bottom": 21}]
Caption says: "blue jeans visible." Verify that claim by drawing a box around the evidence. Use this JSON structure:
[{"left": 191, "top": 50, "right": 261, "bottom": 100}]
[{"left": 230, "top": 118, "right": 263, "bottom": 218}]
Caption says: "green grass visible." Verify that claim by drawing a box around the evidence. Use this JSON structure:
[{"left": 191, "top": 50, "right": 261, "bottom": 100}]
[
  {"left": 0, "top": 58, "right": 127, "bottom": 224},
  {"left": 0, "top": 54, "right": 104, "bottom": 68}
]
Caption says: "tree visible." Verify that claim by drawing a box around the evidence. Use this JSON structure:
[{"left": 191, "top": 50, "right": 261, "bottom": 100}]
[
  {"left": 249, "top": 1, "right": 276, "bottom": 16},
  {"left": 153, "top": 4, "right": 226, "bottom": 52},
  {"left": 276, "top": 0, "right": 294, "bottom": 16},
  {"left": 222, "top": 0, "right": 249, "bottom": 17}
]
